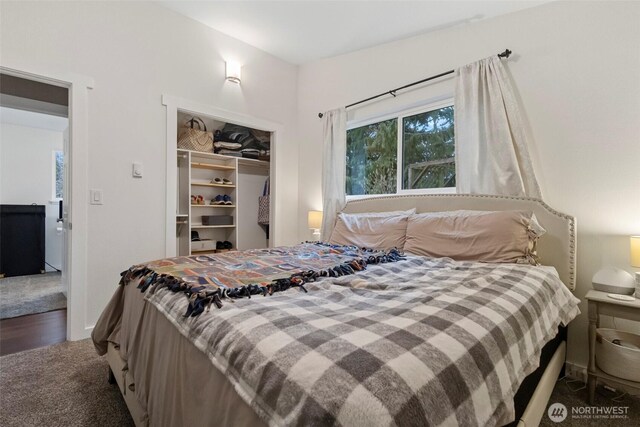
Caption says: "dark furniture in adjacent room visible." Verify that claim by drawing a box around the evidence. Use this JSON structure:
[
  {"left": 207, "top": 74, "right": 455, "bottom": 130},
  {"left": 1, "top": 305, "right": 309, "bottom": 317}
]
[{"left": 0, "top": 204, "right": 46, "bottom": 278}]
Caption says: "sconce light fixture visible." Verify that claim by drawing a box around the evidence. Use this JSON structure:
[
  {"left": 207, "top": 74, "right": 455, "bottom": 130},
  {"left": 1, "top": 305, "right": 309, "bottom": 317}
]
[{"left": 226, "top": 61, "right": 241, "bottom": 84}]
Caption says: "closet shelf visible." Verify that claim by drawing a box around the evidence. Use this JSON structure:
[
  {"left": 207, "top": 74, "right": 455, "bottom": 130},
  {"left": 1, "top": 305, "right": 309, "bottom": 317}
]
[
  {"left": 191, "top": 162, "right": 235, "bottom": 171},
  {"left": 191, "top": 224, "right": 236, "bottom": 229},
  {"left": 191, "top": 182, "right": 236, "bottom": 188},
  {"left": 191, "top": 204, "right": 236, "bottom": 208}
]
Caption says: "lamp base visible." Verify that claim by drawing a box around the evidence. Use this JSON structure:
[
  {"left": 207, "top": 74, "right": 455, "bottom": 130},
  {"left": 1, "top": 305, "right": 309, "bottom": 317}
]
[{"left": 311, "top": 229, "right": 321, "bottom": 241}]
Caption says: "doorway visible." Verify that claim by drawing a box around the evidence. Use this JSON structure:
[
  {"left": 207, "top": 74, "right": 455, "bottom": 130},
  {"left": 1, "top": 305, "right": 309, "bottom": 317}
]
[{"left": 0, "top": 73, "right": 69, "bottom": 354}]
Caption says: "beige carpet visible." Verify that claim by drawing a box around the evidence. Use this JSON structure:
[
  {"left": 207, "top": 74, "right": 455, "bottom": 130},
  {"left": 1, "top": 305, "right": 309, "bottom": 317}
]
[
  {"left": 539, "top": 377, "right": 640, "bottom": 426},
  {"left": 0, "top": 272, "right": 66, "bottom": 319},
  {"left": 1, "top": 339, "right": 639, "bottom": 426},
  {"left": 0, "top": 339, "right": 133, "bottom": 427}
]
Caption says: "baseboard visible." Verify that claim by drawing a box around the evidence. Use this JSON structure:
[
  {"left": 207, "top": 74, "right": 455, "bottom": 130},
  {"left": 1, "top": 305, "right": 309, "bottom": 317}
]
[
  {"left": 564, "top": 361, "right": 587, "bottom": 382},
  {"left": 68, "top": 325, "right": 93, "bottom": 341}
]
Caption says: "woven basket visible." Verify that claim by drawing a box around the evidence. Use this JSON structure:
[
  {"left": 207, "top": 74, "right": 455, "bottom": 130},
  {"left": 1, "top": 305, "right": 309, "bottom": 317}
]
[{"left": 596, "top": 328, "right": 640, "bottom": 382}]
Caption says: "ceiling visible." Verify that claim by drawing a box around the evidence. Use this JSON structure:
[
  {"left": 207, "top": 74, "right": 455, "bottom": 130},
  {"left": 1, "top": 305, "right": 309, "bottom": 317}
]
[
  {"left": 0, "top": 107, "right": 69, "bottom": 132},
  {"left": 161, "top": 1, "right": 549, "bottom": 64}
]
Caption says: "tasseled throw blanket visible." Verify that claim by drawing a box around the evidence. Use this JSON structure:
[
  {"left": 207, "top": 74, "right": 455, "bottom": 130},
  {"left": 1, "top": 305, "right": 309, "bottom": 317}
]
[{"left": 120, "top": 243, "right": 404, "bottom": 317}]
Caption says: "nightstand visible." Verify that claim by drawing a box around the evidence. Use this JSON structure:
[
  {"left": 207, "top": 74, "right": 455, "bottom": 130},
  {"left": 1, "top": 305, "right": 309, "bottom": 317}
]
[{"left": 586, "top": 290, "right": 640, "bottom": 404}]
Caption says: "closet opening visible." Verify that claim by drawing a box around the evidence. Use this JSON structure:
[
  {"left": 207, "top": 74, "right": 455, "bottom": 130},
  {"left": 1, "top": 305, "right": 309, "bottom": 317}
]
[{"left": 163, "top": 96, "right": 279, "bottom": 258}]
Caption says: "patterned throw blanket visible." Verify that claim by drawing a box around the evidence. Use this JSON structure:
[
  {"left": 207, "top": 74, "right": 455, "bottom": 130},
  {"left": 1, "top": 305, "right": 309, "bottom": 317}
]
[
  {"left": 131, "top": 246, "right": 580, "bottom": 427},
  {"left": 122, "top": 243, "right": 404, "bottom": 317}
]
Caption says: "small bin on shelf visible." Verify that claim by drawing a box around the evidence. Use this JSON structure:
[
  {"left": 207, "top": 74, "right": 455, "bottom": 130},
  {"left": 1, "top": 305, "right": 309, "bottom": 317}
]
[
  {"left": 201, "top": 215, "right": 233, "bottom": 226},
  {"left": 595, "top": 328, "right": 640, "bottom": 382},
  {"left": 191, "top": 240, "right": 217, "bottom": 252}
]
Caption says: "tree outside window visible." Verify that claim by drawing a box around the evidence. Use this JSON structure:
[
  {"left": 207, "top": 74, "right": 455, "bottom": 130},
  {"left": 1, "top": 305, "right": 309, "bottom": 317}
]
[
  {"left": 402, "top": 106, "right": 455, "bottom": 190},
  {"left": 346, "top": 119, "right": 397, "bottom": 196}
]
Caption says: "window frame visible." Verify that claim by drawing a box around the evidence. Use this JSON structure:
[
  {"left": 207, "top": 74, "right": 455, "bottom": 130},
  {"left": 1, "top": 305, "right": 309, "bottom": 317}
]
[{"left": 346, "top": 98, "right": 456, "bottom": 201}]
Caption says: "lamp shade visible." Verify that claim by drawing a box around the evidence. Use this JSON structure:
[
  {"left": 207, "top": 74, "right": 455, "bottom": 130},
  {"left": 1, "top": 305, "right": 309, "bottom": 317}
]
[
  {"left": 308, "top": 210, "right": 323, "bottom": 229},
  {"left": 631, "top": 236, "right": 640, "bottom": 267}
]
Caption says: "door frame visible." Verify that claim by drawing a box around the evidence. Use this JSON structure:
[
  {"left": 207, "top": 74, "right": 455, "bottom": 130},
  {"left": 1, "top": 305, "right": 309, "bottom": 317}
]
[
  {"left": 0, "top": 65, "right": 94, "bottom": 341},
  {"left": 162, "top": 95, "right": 281, "bottom": 256}
]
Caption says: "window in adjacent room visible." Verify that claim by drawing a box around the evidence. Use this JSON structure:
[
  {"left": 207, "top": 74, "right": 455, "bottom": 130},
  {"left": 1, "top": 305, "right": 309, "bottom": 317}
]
[
  {"left": 52, "top": 150, "right": 63, "bottom": 200},
  {"left": 346, "top": 100, "right": 455, "bottom": 197}
]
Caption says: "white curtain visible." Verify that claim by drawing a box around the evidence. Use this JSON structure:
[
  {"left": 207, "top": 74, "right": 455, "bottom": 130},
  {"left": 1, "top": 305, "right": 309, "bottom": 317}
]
[
  {"left": 320, "top": 108, "right": 347, "bottom": 241},
  {"left": 455, "top": 56, "right": 541, "bottom": 198}
]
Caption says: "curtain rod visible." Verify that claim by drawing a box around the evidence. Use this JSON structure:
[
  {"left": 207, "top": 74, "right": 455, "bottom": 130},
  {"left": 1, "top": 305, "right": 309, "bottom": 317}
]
[{"left": 318, "top": 49, "right": 512, "bottom": 118}]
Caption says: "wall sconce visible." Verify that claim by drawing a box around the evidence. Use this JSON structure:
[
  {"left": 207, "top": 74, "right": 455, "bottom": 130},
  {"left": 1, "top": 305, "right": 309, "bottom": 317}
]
[
  {"left": 308, "top": 210, "right": 323, "bottom": 241},
  {"left": 226, "top": 61, "right": 241, "bottom": 84}
]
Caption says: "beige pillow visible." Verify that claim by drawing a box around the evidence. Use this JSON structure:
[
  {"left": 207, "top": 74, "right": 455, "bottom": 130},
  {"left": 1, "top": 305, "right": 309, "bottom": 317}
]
[
  {"left": 404, "top": 210, "right": 545, "bottom": 264},
  {"left": 329, "top": 209, "right": 416, "bottom": 250}
]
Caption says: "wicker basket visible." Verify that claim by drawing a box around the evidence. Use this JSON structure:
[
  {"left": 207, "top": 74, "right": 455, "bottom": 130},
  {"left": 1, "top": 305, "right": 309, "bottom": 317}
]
[{"left": 595, "top": 328, "right": 640, "bottom": 382}]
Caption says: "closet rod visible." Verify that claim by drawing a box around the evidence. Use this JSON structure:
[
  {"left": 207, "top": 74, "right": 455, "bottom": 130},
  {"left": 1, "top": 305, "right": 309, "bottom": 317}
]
[{"left": 317, "top": 48, "right": 512, "bottom": 118}]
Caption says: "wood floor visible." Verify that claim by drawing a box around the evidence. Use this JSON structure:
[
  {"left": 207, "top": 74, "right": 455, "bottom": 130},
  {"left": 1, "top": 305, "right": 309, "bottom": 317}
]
[{"left": 0, "top": 309, "right": 66, "bottom": 356}]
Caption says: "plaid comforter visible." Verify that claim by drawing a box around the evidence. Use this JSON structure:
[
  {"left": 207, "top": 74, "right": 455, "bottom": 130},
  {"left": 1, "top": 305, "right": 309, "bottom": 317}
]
[{"left": 142, "top": 254, "right": 580, "bottom": 427}]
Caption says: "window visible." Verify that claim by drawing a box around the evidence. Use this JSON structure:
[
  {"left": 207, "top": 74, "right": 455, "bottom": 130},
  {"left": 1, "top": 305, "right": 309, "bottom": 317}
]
[
  {"left": 402, "top": 106, "right": 455, "bottom": 190},
  {"left": 53, "top": 150, "right": 63, "bottom": 200},
  {"left": 346, "top": 102, "right": 455, "bottom": 196},
  {"left": 346, "top": 118, "right": 397, "bottom": 196}
]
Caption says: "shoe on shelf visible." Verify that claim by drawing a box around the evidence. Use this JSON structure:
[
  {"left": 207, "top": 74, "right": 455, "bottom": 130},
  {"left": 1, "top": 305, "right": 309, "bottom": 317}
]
[
  {"left": 223, "top": 241, "right": 232, "bottom": 250},
  {"left": 212, "top": 195, "right": 225, "bottom": 205},
  {"left": 223, "top": 195, "right": 232, "bottom": 205},
  {"left": 212, "top": 177, "right": 223, "bottom": 185},
  {"left": 196, "top": 195, "right": 205, "bottom": 205},
  {"left": 191, "top": 195, "right": 197, "bottom": 205},
  {"left": 222, "top": 178, "right": 233, "bottom": 185}
]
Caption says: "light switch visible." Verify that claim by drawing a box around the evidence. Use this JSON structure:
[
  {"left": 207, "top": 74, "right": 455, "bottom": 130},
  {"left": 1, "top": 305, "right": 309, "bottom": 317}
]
[
  {"left": 90, "top": 189, "right": 103, "bottom": 205},
  {"left": 133, "top": 161, "right": 143, "bottom": 178}
]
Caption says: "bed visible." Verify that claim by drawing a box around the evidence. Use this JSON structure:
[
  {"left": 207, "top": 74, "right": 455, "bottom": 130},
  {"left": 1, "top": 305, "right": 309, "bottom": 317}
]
[{"left": 92, "top": 194, "right": 579, "bottom": 427}]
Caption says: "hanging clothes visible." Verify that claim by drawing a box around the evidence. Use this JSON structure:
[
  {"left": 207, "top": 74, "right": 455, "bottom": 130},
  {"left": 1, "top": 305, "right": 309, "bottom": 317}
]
[{"left": 258, "top": 177, "right": 270, "bottom": 240}]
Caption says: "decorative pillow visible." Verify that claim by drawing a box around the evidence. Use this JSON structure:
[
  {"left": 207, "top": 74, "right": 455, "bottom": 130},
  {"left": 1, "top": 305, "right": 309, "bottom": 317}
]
[
  {"left": 404, "top": 210, "right": 545, "bottom": 264},
  {"left": 329, "top": 209, "right": 416, "bottom": 250}
]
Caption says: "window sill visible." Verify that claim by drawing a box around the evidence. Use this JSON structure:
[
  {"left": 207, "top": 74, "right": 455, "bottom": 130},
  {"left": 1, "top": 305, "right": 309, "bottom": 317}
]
[{"left": 346, "top": 187, "right": 456, "bottom": 201}]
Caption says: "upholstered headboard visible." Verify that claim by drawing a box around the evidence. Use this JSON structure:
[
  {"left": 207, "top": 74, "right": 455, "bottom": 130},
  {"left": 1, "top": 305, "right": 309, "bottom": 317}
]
[{"left": 342, "top": 194, "right": 576, "bottom": 291}]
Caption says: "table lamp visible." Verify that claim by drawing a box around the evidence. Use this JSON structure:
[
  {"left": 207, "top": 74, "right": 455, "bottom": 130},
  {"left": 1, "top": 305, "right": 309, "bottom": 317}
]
[
  {"left": 308, "top": 211, "right": 323, "bottom": 241},
  {"left": 631, "top": 236, "right": 640, "bottom": 297}
]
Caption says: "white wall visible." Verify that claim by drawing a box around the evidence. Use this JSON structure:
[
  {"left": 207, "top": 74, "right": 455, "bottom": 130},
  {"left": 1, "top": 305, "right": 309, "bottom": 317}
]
[
  {"left": 0, "top": 1, "right": 299, "bottom": 333},
  {"left": 296, "top": 1, "right": 640, "bottom": 370},
  {"left": 0, "top": 123, "right": 64, "bottom": 272}
]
